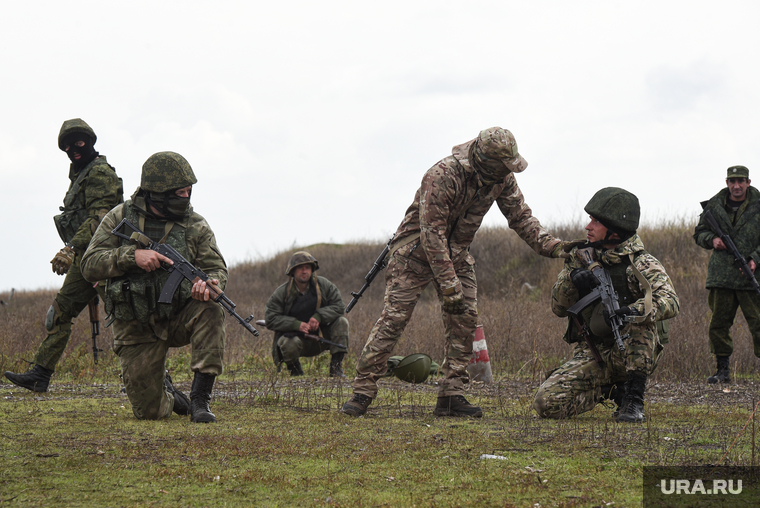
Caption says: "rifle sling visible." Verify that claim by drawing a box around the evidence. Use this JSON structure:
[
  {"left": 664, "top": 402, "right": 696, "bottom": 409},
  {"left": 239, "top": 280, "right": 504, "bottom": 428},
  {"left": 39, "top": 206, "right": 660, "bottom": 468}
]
[{"left": 628, "top": 253, "right": 652, "bottom": 324}]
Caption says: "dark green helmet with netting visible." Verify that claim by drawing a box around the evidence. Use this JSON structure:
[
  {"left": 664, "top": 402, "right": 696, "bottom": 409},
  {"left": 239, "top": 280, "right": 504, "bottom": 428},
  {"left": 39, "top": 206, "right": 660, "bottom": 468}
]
[
  {"left": 58, "top": 118, "right": 97, "bottom": 150},
  {"left": 285, "top": 251, "right": 319, "bottom": 276},
  {"left": 584, "top": 187, "right": 640, "bottom": 236},
  {"left": 140, "top": 151, "right": 198, "bottom": 193}
]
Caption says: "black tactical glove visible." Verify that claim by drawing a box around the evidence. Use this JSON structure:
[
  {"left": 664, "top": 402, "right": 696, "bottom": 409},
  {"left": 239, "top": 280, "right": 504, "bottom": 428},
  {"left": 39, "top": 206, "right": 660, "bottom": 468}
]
[
  {"left": 570, "top": 268, "right": 599, "bottom": 295},
  {"left": 602, "top": 306, "right": 639, "bottom": 327}
]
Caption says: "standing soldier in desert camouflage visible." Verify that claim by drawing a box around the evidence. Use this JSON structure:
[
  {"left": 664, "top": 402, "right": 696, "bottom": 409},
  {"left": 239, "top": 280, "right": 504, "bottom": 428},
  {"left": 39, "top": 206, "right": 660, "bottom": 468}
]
[
  {"left": 4, "top": 119, "right": 123, "bottom": 392},
  {"left": 81, "top": 152, "right": 226, "bottom": 423},
  {"left": 341, "top": 127, "right": 569, "bottom": 418},
  {"left": 694, "top": 165, "right": 760, "bottom": 384},
  {"left": 533, "top": 188, "right": 679, "bottom": 423}
]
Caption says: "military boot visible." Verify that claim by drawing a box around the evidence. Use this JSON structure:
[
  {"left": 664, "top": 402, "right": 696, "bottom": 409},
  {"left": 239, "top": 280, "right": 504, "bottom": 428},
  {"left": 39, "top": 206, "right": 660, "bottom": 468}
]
[
  {"left": 164, "top": 371, "right": 190, "bottom": 416},
  {"left": 615, "top": 371, "right": 647, "bottom": 423},
  {"left": 190, "top": 372, "right": 216, "bottom": 423},
  {"left": 329, "top": 352, "right": 346, "bottom": 378},
  {"left": 286, "top": 359, "right": 304, "bottom": 377},
  {"left": 433, "top": 395, "right": 483, "bottom": 418},
  {"left": 707, "top": 355, "right": 731, "bottom": 384},
  {"left": 4, "top": 365, "right": 54, "bottom": 393},
  {"left": 341, "top": 393, "right": 372, "bottom": 417}
]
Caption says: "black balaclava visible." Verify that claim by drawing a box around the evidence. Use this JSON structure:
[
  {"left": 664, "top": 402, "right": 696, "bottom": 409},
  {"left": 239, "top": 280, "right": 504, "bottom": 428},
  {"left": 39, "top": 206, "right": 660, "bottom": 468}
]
[
  {"left": 62, "top": 133, "right": 97, "bottom": 170},
  {"left": 144, "top": 189, "right": 192, "bottom": 221}
]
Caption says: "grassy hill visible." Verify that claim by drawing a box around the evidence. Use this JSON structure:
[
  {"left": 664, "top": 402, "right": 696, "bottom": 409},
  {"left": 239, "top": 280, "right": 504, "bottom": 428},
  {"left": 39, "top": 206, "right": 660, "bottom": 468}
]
[{"left": 2, "top": 219, "right": 758, "bottom": 383}]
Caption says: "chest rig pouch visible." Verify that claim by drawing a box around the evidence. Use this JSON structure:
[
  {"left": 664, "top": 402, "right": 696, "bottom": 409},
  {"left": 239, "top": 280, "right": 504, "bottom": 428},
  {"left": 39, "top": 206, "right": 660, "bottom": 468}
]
[
  {"left": 566, "top": 256, "right": 636, "bottom": 346},
  {"left": 53, "top": 163, "right": 97, "bottom": 244},
  {"left": 104, "top": 202, "right": 193, "bottom": 325}
]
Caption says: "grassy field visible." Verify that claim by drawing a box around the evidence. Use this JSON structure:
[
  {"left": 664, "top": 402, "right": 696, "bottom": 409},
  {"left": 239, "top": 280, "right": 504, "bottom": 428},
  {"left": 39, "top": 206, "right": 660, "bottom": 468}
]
[
  {"left": 2, "top": 220, "right": 760, "bottom": 506},
  {"left": 2, "top": 372, "right": 759, "bottom": 507}
]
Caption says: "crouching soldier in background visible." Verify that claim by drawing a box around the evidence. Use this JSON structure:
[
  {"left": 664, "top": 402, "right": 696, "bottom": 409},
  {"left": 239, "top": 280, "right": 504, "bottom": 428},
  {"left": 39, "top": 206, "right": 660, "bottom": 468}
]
[
  {"left": 264, "top": 252, "right": 349, "bottom": 377},
  {"left": 81, "top": 152, "right": 226, "bottom": 423},
  {"left": 5, "top": 118, "right": 123, "bottom": 392},
  {"left": 533, "top": 188, "right": 679, "bottom": 423}
]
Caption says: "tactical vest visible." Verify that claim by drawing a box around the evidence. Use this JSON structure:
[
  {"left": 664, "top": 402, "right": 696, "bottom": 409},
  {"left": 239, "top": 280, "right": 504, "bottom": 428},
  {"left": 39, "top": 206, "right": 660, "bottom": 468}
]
[
  {"left": 104, "top": 201, "right": 192, "bottom": 324},
  {"left": 53, "top": 156, "right": 121, "bottom": 244},
  {"left": 567, "top": 256, "right": 635, "bottom": 346},
  {"left": 288, "top": 284, "right": 319, "bottom": 323},
  {"left": 566, "top": 251, "right": 671, "bottom": 345}
]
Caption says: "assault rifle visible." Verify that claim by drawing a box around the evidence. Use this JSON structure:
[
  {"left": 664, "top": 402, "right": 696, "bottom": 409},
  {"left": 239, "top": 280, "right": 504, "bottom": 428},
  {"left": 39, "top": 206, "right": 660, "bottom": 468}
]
[
  {"left": 88, "top": 296, "right": 103, "bottom": 364},
  {"left": 567, "top": 247, "right": 629, "bottom": 352},
  {"left": 345, "top": 235, "right": 394, "bottom": 314},
  {"left": 255, "top": 320, "right": 346, "bottom": 350},
  {"left": 700, "top": 204, "right": 760, "bottom": 296},
  {"left": 111, "top": 218, "right": 259, "bottom": 337}
]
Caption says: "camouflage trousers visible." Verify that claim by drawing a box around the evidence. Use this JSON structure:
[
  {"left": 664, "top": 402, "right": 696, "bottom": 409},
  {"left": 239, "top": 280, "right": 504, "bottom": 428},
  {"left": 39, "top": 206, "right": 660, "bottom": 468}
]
[
  {"left": 708, "top": 288, "right": 760, "bottom": 357},
  {"left": 277, "top": 316, "right": 349, "bottom": 363},
  {"left": 353, "top": 249, "right": 478, "bottom": 399},
  {"left": 533, "top": 334, "right": 664, "bottom": 419},
  {"left": 113, "top": 298, "right": 225, "bottom": 420},
  {"left": 33, "top": 254, "right": 102, "bottom": 371}
]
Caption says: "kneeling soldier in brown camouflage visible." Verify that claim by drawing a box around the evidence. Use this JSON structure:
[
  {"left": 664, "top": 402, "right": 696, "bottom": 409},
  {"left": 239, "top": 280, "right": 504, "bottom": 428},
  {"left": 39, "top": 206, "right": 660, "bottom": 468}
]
[
  {"left": 341, "top": 127, "right": 569, "bottom": 418},
  {"left": 81, "top": 152, "right": 226, "bottom": 423},
  {"left": 533, "top": 188, "right": 679, "bottom": 422},
  {"left": 264, "top": 251, "right": 349, "bottom": 377}
]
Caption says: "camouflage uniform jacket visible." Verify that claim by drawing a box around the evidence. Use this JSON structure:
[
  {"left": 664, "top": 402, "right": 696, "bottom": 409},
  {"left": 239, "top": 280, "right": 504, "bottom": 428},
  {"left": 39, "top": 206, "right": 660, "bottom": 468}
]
[
  {"left": 552, "top": 235, "right": 680, "bottom": 345},
  {"left": 264, "top": 275, "right": 344, "bottom": 363},
  {"left": 54, "top": 155, "right": 123, "bottom": 252},
  {"left": 80, "top": 198, "right": 228, "bottom": 343},
  {"left": 392, "top": 139, "right": 560, "bottom": 292},
  {"left": 694, "top": 186, "right": 760, "bottom": 290}
]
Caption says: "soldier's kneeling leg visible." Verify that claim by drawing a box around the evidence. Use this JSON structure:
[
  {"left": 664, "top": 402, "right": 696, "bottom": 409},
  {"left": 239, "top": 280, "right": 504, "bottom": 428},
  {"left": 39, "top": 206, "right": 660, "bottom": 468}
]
[{"left": 116, "top": 341, "right": 174, "bottom": 420}]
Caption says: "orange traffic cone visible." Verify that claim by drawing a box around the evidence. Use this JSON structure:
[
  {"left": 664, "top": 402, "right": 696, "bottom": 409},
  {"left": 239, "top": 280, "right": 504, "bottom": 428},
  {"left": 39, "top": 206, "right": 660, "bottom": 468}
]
[{"left": 467, "top": 324, "right": 493, "bottom": 383}]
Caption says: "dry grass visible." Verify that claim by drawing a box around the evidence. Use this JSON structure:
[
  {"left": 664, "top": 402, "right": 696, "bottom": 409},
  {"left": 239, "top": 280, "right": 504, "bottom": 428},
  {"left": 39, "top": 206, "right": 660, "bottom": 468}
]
[{"left": 3, "top": 219, "right": 760, "bottom": 382}]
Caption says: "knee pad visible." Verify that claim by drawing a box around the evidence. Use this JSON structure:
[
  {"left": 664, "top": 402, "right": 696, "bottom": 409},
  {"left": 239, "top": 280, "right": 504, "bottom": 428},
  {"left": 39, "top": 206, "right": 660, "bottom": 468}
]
[{"left": 45, "top": 301, "right": 62, "bottom": 332}]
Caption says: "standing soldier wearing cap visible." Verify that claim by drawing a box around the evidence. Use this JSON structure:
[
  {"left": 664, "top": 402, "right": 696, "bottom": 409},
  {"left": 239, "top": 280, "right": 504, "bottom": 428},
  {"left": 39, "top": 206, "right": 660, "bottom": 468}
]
[
  {"left": 81, "top": 152, "right": 227, "bottom": 423},
  {"left": 4, "top": 118, "right": 123, "bottom": 392},
  {"left": 694, "top": 165, "right": 760, "bottom": 384},
  {"left": 341, "top": 127, "right": 570, "bottom": 418},
  {"left": 264, "top": 251, "right": 349, "bottom": 377},
  {"left": 533, "top": 188, "right": 679, "bottom": 422}
]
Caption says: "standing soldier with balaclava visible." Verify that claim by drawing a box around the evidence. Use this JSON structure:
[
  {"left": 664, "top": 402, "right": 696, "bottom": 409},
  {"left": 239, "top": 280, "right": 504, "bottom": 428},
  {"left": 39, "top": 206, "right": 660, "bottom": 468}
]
[
  {"left": 264, "top": 251, "right": 349, "bottom": 377},
  {"left": 81, "top": 152, "right": 226, "bottom": 423},
  {"left": 4, "top": 118, "right": 123, "bottom": 392},
  {"left": 694, "top": 165, "right": 760, "bottom": 384},
  {"left": 341, "top": 126, "right": 569, "bottom": 418}
]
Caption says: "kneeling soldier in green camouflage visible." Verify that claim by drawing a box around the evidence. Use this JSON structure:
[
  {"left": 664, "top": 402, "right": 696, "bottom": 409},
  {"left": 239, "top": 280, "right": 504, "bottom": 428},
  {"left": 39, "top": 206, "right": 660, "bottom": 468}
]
[
  {"left": 533, "top": 188, "right": 679, "bottom": 422},
  {"left": 5, "top": 118, "right": 123, "bottom": 392},
  {"left": 81, "top": 152, "right": 226, "bottom": 423},
  {"left": 265, "top": 251, "right": 349, "bottom": 377}
]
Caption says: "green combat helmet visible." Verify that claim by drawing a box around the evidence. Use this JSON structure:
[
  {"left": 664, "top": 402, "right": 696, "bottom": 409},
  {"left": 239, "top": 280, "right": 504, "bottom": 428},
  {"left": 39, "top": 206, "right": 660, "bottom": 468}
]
[
  {"left": 584, "top": 187, "right": 640, "bottom": 236},
  {"left": 285, "top": 251, "right": 319, "bottom": 276},
  {"left": 386, "top": 354, "right": 433, "bottom": 384},
  {"left": 58, "top": 118, "right": 97, "bottom": 150},
  {"left": 140, "top": 152, "right": 198, "bottom": 193}
]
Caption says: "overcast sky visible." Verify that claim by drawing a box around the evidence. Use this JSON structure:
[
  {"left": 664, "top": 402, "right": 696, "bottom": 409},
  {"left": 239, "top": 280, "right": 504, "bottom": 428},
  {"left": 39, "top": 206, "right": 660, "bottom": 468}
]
[{"left": 2, "top": 1, "right": 758, "bottom": 293}]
